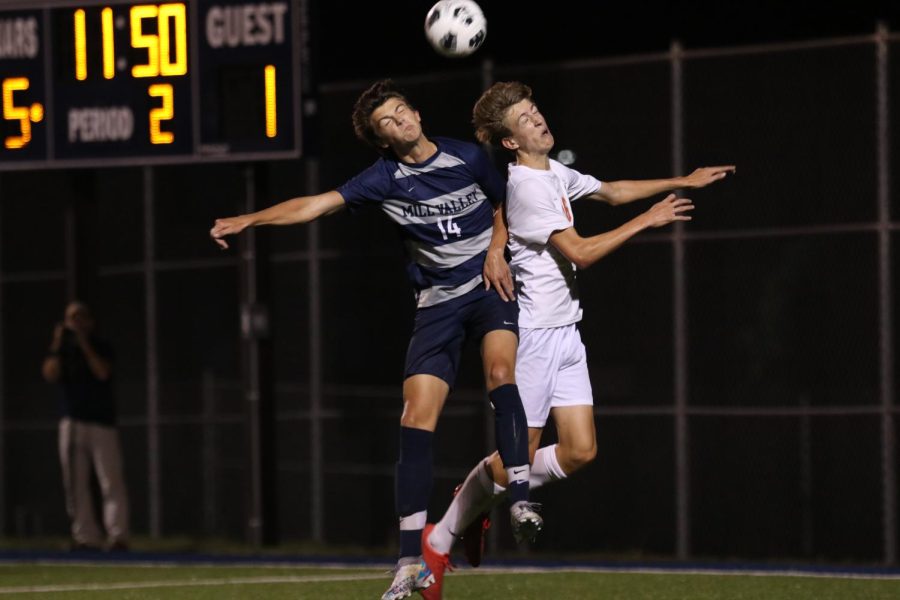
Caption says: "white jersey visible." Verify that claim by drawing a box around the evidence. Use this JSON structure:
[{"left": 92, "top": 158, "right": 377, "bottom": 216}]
[{"left": 506, "top": 159, "right": 601, "bottom": 328}]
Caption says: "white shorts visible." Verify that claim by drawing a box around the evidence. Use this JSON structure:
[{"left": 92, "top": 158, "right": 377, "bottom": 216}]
[{"left": 515, "top": 323, "right": 593, "bottom": 428}]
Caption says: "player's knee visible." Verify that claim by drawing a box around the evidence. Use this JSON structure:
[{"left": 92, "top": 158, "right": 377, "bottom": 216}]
[
  {"left": 399, "top": 413, "right": 435, "bottom": 430},
  {"left": 399, "top": 401, "right": 440, "bottom": 431},
  {"left": 486, "top": 452, "right": 505, "bottom": 480},
  {"left": 486, "top": 362, "right": 514, "bottom": 388},
  {"left": 568, "top": 442, "right": 597, "bottom": 471}
]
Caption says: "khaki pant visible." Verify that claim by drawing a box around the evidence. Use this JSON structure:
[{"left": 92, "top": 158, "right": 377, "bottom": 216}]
[{"left": 58, "top": 417, "right": 130, "bottom": 546}]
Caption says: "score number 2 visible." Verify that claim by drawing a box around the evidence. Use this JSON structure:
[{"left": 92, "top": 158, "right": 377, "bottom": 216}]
[{"left": 148, "top": 83, "right": 173, "bottom": 144}]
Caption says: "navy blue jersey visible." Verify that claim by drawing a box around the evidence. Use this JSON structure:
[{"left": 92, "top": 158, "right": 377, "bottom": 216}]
[{"left": 337, "top": 137, "right": 505, "bottom": 308}]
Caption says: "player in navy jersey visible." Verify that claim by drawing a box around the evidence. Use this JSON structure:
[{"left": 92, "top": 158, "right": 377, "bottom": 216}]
[{"left": 210, "top": 79, "right": 539, "bottom": 600}]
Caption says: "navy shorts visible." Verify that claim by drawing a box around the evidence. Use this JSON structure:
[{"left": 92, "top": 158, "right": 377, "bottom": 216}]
[{"left": 405, "top": 286, "right": 519, "bottom": 386}]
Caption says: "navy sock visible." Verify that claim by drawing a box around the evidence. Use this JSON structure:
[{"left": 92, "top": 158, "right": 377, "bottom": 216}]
[
  {"left": 489, "top": 384, "right": 530, "bottom": 503},
  {"left": 395, "top": 426, "right": 433, "bottom": 558},
  {"left": 399, "top": 529, "right": 422, "bottom": 560}
]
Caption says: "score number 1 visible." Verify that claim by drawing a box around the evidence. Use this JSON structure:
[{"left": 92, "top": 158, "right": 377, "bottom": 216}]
[{"left": 2, "top": 77, "right": 44, "bottom": 150}]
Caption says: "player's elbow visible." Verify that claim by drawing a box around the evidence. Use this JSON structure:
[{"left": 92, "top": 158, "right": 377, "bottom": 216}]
[
  {"left": 599, "top": 184, "right": 625, "bottom": 206},
  {"left": 568, "top": 246, "right": 593, "bottom": 271},
  {"left": 573, "top": 256, "right": 592, "bottom": 271},
  {"left": 604, "top": 193, "right": 624, "bottom": 207},
  {"left": 552, "top": 233, "right": 594, "bottom": 270}
]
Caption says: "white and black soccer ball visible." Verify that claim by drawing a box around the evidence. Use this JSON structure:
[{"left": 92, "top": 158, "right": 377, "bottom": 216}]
[{"left": 424, "top": 0, "right": 487, "bottom": 58}]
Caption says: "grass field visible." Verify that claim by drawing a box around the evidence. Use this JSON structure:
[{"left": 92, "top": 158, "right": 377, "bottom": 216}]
[{"left": 2, "top": 563, "right": 899, "bottom": 599}]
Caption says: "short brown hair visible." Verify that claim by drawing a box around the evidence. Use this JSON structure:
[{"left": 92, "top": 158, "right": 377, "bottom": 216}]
[
  {"left": 472, "top": 81, "right": 533, "bottom": 146},
  {"left": 351, "top": 79, "right": 412, "bottom": 154}
]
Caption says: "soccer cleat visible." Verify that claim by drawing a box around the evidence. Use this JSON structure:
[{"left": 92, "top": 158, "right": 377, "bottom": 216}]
[
  {"left": 510, "top": 500, "right": 543, "bottom": 544},
  {"left": 453, "top": 483, "right": 491, "bottom": 567},
  {"left": 421, "top": 524, "right": 453, "bottom": 600},
  {"left": 381, "top": 557, "right": 435, "bottom": 600}
]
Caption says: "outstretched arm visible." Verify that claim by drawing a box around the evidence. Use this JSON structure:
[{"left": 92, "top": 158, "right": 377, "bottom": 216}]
[
  {"left": 588, "top": 166, "right": 735, "bottom": 206},
  {"left": 550, "top": 194, "right": 693, "bottom": 269},
  {"left": 210, "top": 190, "right": 346, "bottom": 249}
]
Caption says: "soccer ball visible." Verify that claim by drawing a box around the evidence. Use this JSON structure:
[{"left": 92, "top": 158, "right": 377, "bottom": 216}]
[{"left": 424, "top": 0, "right": 487, "bottom": 58}]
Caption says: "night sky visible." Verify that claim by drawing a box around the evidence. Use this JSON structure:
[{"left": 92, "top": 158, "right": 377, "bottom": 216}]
[{"left": 314, "top": 0, "right": 898, "bottom": 83}]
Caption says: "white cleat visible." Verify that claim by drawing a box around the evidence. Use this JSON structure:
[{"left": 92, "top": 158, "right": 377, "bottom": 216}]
[
  {"left": 510, "top": 500, "right": 543, "bottom": 543},
  {"left": 381, "top": 557, "right": 435, "bottom": 600}
]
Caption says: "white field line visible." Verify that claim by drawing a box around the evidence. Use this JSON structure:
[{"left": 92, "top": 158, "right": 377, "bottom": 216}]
[
  {"left": 1, "top": 564, "right": 900, "bottom": 594},
  {"left": 0, "top": 560, "right": 391, "bottom": 570},
  {"left": 470, "top": 566, "right": 900, "bottom": 581},
  {"left": 0, "top": 573, "right": 385, "bottom": 594}
]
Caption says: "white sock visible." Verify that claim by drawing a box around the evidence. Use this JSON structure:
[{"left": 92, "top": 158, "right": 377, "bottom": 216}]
[
  {"left": 430, "top": 459, "right": 494, "bottom": 554},
  {"left": 530, "top": 444, "right": 567, "bottom": 489},
  {"left": 492, "top": 444, "right": 568, "bottom": 495},
  {"left": 399, "top": 510, "right": 427, "bottom": 531}
]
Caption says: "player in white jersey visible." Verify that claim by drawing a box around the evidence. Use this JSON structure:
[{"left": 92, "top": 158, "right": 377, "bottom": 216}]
[{"left": 424, "top": 81, "right": 734, "bottom": 569}]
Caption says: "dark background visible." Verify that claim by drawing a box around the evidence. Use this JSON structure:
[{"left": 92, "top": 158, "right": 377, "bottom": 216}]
[{"left": 312, "top": 0, "right": 899, "bottom": 82}]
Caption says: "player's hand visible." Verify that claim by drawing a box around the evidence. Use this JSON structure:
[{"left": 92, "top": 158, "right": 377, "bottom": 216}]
[
  {"left": 644, "top": 194, "right": 694, "bottom": 228},
  {"left": 681, "top": 165, "right": 735, "bottom": 188},
  {"left": 209, "top": 216, "right": 249, "bottom": 250},
  {"left": 483, "top": 247, "right": 515, "bottom": 302}
]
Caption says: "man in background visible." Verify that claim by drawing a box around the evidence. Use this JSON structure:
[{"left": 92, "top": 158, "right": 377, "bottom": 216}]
[{"left": 42, "top": 301, "right": 129, "bottom": 551}]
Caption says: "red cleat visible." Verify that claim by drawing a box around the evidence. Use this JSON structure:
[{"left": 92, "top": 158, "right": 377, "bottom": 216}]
[
  {"left": 420, "top": 523, "right": 453, "bottom": 600},
  {"left": 453, "top": 483, "right": 491, "bottom": 567}
]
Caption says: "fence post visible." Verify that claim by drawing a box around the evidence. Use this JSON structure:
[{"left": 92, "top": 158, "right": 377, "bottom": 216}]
[
  {"left": 202, "top": 370, "right": 217, "bottom": 536},
  {"left": 875, "top": 21, "right": 896, "bottom": 566},
  {"left": 0, "top": 181, "right": 4, "bottom": 538},
  {"left": 143, "top": 165, "right": 161, "bottom": 539},
  {"left": 670, "top": 39, "right": 691, "bottom": 560},
  {"left": 306, "top": 157, "right": 324, "bottom": 543}
]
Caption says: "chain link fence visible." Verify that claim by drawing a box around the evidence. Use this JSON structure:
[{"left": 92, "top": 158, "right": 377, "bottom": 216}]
[{"left": 1, "top": 31, "right": 898, "bottom": 563}]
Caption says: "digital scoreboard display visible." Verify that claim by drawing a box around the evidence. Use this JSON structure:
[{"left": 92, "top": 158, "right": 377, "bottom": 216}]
[{"left": 0, "top": 0, "right": 300, "bottom": 170}]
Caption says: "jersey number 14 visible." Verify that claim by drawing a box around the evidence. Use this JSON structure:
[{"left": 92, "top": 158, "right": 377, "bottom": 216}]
[{"left": 436, "top": 216, "right": 462, "bottom": 241}]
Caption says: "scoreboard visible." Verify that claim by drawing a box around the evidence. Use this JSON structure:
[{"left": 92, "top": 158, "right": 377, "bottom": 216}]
[{"left": 0, "top": 0, "right": 300, "bottom": 170}]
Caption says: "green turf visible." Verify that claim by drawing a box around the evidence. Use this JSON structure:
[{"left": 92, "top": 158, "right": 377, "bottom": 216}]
[{"left": 0, "top": 564, "right": 897, "bottom": 599}]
